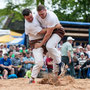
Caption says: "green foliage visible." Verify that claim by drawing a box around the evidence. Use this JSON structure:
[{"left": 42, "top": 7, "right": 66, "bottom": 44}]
[
  {"left": 52, "top": 0, "right": 90, "bottom": 22},
  {"left": 0, "top": 0, "right": 34, "bottom": 25},
  {"left": 36, "top": 0, "right": 44, "bottom": 6},
  {"left": 0, "top": 0, "right": 90, "bottom": 27}
]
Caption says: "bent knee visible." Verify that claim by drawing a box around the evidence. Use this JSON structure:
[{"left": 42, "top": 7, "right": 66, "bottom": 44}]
[
  {"left": 46, "top": 44, "right": 53, "bottom": 51},
  {"left": 36, "top": 61, "right": 44, "bottom": 67}
]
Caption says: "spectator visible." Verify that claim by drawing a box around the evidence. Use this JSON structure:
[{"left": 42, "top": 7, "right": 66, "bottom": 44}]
[
  {"left": 56, "top": 40, "right": 63, "bottom": 50},
  {"left": 0, "top": 53, "right": 14, "bottom": 79},
  {"left": 73, "top": 56, "right": 81, "bottom": 78},
  {"left": 83, "top": 48, "right": 89, "bottom": 59},
  {"left": 18, "top": 53, "right": 24, "bottom": 63},
  {"left": 81, "top": 59, "right": 90, "bottom": 78},
  {"left": 0, "top": 44, "right": 4, "bottom": 50},
  {"left": 11, "top": 52, "right": 25, "bottom": 77},
  {"left": 75, "top": 47, "right": 80, "bottom": 58},
  {"left": 8, "top": 50, "right": 15, "bottom": 59},
  {"left": 3, "top": 44, "right": 9, "bottom": 54},
  {"left": 73, "top": 42, "right": 77, "bottom": 48},
  {"left": 61, "top": 36, "right": 75, "bottom": 77},
  {"left": 77, "top": 46, "right": 83, "bottom": 58},
  {"left": 16, "top": 45, "right": 20, "bottom": 52},
  {"left": 0, "top": 66, "right": 8, "bottom": 79},
  {"left": 24, "top": 66, "right": 33, "bottom": 78},
  {"left": 22, "top": 45, "right": 28, "bottom": 53},
  {"left": 78, "top": 52, "right": 86, "bottom": 66},
  {"left": 78, "top": 52, "right": 87, "bottom": 78},
  {"left": 22, "top": 52, "right": 34, "bottom": 71},
  {"left": 46, "top": 53, "right": 53, "bottom": 73},
  {"left": 0, "top": 49, "right": 3, "bottom": 58},
  {"left": 9, "top": 45, "right": 13, "bottom": 51},
  {"left": 86, "top": 45, "right": 90, "bottom": 59}
]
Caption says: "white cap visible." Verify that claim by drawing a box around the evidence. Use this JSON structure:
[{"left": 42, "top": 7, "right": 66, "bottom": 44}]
[
  {"left": 78, "top": 46, "right": 83, "bottom": 49},
  {"left": 80, "top": 52, "right": 84, "bottom": 56},
  {"left": 15, "top": 52, "right": 20, "bottom": 55},
  {"left": 67, "top": 36, "right": 74, "bottom": 41}
]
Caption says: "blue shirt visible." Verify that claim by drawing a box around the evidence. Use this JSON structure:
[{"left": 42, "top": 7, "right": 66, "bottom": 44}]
[
  {"left": 23, "top": 56, "right": 34, "bottom": 70},
  {"left": 0, "top": 58, "right": 12, "bottom": 66},
  {"left": 11, "top": 58, "right": 21, "bottom": 66}
]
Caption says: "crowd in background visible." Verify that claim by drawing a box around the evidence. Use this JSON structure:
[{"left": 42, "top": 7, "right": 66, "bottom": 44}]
[{"left": 0, "top": 40, "right": 90, "bottom": 79}]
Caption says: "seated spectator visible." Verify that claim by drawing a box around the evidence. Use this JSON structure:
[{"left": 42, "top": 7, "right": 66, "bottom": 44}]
[
  {"left": 77, "top": 46, "right": 83, "bottom": 58},
  {"left": 24, "top": 66, "right": 33, "bottom": 78},
  {"left": 9, "top": 45, "right": 13, "bottom": 51},
  {"left": 56, "top": 41, "right": 63, "bottom": 50},
  {"left": 46, "top": 55, "right": 53, "bottom": 73},
  {"left": 8, "top": 50, "right": 15, "bottom": 59},
  {"left": 18, "top": 53, "right": 24, "bottom": 63},
  {"left": 78, "top": 52, "right": 87, "bottom": 78},
  {"left": 21, "top": 45, "right": 28, "bottom": 53},
  {"left": 73, "top": 51, "right": 78, "bottom": 59},
  {"left": 81, "top": 60, "right": 90, "bottom": 78},
  {"left": 73, "top": 56, "right": 81, "bottom": 78},
  {"left": 75, "top": 47, "right": 80, "bottom": 58},
  {"left": 0, "top": 66, "right": 8, "bottom": 79},
  {"left": 15, "top": 45, "right": 20, "bottom": 52},
  {"left": 0, "top": 44, "right": 4, "bottom": 55},
  {"left": 86, "top": 45, "right": 90, "bottom": 59},
  {"left": 0, "top": 53, "right": 14, "bottom": 79},
  {"left": 78, "top": 52, "right": 87, "bottom": 66},
  {"left": 0, "top": 74, "right": 3, "bottom": 79},
  {"left": 11, "top": 52, "right": 25, "bottom": 77},
  {"left": 81, "top": 60, "right": 90, "bottom": 68},
  {"left": 79, "top": 46, "right": 83, "bottom": 52},
  {"left": 83, "top": 48, "right": 89, "bottom": 59},
  {"left": 22, "top": 52, "right": 34, "bottom": 71},
  {"left": 3, "top": 44, "right": 9, "bottom": 55},
  {"left": 0, "top": 49, "right": 3, "bottom": 59}
]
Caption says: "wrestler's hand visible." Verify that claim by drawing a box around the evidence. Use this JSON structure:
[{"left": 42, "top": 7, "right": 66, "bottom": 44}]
[{"left": 35, "top": 43, "right": 42, "bottom": 49}]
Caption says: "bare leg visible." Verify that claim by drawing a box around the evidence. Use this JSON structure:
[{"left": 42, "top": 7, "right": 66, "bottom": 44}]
[
  {"left": 11, "top": 68, "right": 14, "bottom": 74},
  {"left": 3, "top": 69, "right": 8, "bottom": 79}
]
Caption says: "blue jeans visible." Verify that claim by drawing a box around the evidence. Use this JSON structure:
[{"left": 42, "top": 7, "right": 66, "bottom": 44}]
[
  {"left": 62, "top": 56, "right": 75, "bottom": 77},
  {"left": 76, "top": 69, "right": 81, "bottom": 78}
]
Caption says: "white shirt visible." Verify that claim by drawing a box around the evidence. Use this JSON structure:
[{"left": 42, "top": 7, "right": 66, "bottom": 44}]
[
  {"left": 87, "top": 51, "right": 90, "bottom": 58},
  {"left": 78, "top": 58, "right": 86, "bottom": 66},
  {"left": 25, "top": 17, "right": 43, "bottom": 40},
  {"left": 36, "top": 10, "right": 60, "bottom": 28}
]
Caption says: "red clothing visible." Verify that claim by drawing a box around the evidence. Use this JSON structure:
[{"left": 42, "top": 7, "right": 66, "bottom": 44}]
[{"left": 46, "top": 58, "right": 53, "bottom": 69}]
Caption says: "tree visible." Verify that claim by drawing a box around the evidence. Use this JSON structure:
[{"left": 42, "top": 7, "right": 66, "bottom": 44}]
[
  {"left": 0, "top": 0, "right": 90, "bottom": 28},
  {"left": 0, "top": 0, "right": 34, "bottom": 27},
  {"left": 36, "top": 0, "right": 44, "bottom": 6},
  {"left": 0, "top": 0, "right": 46, "bottom": 28},
  {"left": 52, "top": 0, "right": 90, "bottom": 22}
]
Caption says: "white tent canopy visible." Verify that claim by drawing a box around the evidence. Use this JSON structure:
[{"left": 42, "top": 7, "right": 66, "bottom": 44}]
[
  {"left": 0, "top": 30, "right": 10, "bottom": 35},
  {"left": 8, "top": 38, "right": 23, "bottom": 44}
]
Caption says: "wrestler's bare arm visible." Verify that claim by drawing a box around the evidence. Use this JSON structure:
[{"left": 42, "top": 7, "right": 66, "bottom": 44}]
[
  {"left": 37, "top": 23, "right": 62, "bottom": 35},
  {"left": 55, "top": 23, "right": 62, "bottom": 29},
  {"left": 38, "top": 24, "right": 62, "bottom": 45},
  {"left": 40, "top": 28, "right": 54, "bottom": 45},
  {"left": 35, "top": 27, "right": 54, "bottom": 48},
  {"left": 37, "top": 28, "right": 47, "bottom": 35},
  {"left": 35, "top": 24, "right": 62, "bottom": 48}
]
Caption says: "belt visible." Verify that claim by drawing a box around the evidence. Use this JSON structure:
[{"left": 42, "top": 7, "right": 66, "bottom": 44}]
[{"left": 30, "top": 38, "right": 42, "bottom": 43}]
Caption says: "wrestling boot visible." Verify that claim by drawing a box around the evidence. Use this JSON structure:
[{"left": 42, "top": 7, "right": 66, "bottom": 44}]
[{"left": 29, "top": 78, "right": 35, "bottom": 84}]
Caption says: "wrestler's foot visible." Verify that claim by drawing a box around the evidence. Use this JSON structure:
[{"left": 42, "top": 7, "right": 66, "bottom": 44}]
[{"left": 29, "top": 78, "right": 35, "bottom": 84}]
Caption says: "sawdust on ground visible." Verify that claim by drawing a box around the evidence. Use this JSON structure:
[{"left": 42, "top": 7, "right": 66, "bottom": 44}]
[{"left": 0, "top": 76, "right": 90, "bottom": 90}]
